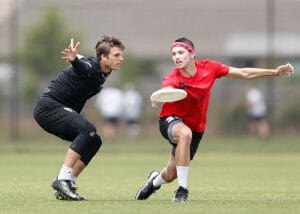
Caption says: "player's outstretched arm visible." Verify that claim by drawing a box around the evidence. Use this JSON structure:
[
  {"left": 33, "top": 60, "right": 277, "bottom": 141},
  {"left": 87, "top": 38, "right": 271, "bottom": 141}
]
[{"left": 226, "top": 63, "right": 294, "bottom": 79}]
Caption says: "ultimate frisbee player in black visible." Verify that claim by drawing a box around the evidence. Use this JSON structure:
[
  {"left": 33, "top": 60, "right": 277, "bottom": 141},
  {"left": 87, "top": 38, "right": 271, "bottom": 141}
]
[{"left": 33, "top": 36, "right": 124, "bottom": 200}]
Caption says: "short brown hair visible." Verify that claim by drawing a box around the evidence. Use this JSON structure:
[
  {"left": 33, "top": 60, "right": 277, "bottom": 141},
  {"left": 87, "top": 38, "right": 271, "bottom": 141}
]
[{"left": 95, "top": 36, "right": 125, "bottom": 60}]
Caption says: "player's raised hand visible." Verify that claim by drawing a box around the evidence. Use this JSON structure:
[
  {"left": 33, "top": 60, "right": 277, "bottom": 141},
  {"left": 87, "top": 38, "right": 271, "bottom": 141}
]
[
  {"left": 275, "top": 63, "right": 295, "bottom": 77},
  {"left": 62, "top": 38, "right": 80, "bottom": 62}
]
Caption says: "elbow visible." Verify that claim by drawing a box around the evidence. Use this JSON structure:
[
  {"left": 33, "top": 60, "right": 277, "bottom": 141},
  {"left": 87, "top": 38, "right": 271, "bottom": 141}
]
[
  {"left": 240, "top": 71, "right": 253, "bottom": 79},
  {"left": 244, "top": 73, "right": 254, "bottom": 79},
  {"left": 229, "top": 68, "right": 257, "bottom": 79},
  {"left": 240, "top": 69, "right": 260, "bottom": 79}
]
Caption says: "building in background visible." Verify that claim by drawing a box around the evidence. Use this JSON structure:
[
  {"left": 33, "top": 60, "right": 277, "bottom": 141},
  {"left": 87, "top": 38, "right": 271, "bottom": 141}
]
[{"left": 1, "top": 0, "right": 300, "bottom": 61}]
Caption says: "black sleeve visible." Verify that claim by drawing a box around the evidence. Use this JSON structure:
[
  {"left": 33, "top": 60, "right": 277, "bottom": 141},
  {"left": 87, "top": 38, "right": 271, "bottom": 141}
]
[{"left": 70, "top": 57, "right": 98, "bottom": 77}]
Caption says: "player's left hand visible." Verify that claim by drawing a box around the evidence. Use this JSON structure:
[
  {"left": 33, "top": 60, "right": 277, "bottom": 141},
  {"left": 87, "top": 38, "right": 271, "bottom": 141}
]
[
  {"left": 275, "top": 63, "right": 295, "bottom": 76},
  {"left": 62, "top": 38, "right": 80, "bottom": 62}
]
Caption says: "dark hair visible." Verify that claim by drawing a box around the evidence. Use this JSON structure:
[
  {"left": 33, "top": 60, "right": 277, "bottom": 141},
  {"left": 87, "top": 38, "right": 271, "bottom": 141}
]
[
  {"left": 174, "top": 37, "right": 195, "bottom": 49},
  {"left": 95, "top": 35, "right": 125, "bottom": 60}
]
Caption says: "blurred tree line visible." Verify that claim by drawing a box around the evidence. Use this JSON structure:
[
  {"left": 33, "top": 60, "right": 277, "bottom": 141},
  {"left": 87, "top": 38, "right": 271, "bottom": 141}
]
[
  {"left": 19, "top": 5, "right": 82, "bottom": 102},
  {"left": 17, "top": 4, "right": 300, "bottom": 135}
]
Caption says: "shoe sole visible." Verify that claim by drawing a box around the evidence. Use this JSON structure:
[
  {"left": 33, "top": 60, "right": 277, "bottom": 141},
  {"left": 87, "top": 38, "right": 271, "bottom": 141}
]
[
  {"left": 172, "top": 198, "right": 188, "bottom": 203},
  {"left": 54, "top": 191, "right": 70, "bottom": 200},
  {"left": 53, "top": 191, "right": 87, "bottom": 201}
]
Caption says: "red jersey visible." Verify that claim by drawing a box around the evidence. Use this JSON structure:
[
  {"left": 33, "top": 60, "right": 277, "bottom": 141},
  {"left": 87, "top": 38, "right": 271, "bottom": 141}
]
[{"left": 159, "top": 59, "right": 229, "bottom": 132}]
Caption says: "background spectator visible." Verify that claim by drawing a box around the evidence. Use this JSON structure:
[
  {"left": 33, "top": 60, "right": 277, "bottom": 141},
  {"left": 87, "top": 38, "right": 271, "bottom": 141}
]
[
  {"left": 246, "top": 86, "right": 271, "bottom": 139},
  {"left": 95, "top": 87, "right": 123, "bottom": 139},
  {"left": 123, "top": 83, "right": 143, "bottom": 139}
]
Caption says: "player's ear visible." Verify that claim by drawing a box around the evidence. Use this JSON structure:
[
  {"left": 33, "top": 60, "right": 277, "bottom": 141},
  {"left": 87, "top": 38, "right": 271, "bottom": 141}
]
[
  {"left": 100, "top": 54, "right": 107, "bottom": 61},
  {"left": 190, "top": 51, "right": 196, "bottom": 59}
]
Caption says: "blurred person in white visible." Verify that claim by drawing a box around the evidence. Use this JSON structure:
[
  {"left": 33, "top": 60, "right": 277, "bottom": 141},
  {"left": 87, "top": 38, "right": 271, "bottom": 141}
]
[
  {"left": 246, "top": 86, "right": 270, "bottom": 139},
  {"left": 95, "top": 87, "right": 123, "bottom": 139},
  {"left": 123, "top": 83, "right": 143, "bottom": 138}
]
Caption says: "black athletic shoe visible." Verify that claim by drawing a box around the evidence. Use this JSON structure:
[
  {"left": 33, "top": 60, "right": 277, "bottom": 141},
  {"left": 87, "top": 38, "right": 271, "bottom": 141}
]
[
  {"left": 53, "top": 180, "right": 87, "bottom": 200},
  {"left": 135, "top": 171, "right": 161, "bottom": 200},
  {"left": 51, "top": 179, "right": 86, "bottom": 201},
  {"left": 172, "top": 186, "right": 189, "bottom": 202},
  {"left": 53, "top": 179, "right": 76, "bottom": 200}
]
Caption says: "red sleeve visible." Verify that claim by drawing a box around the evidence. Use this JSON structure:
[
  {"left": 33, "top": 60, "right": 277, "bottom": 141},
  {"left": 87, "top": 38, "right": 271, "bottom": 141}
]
[
  {"left": 209, "top": 60, "right": 229, "bottom": 78},
  {"left": 161, "top": 71, "right": 178, "bottom": 88}
]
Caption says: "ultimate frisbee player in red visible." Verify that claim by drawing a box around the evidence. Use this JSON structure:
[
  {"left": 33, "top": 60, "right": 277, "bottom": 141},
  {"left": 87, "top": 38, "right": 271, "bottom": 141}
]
[{"left": 135, "top": 37, "right": 294, "bottom": 202}]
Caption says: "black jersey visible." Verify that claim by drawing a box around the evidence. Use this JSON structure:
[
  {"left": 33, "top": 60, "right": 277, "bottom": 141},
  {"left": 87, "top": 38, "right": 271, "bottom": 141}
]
[{"left": 42, "top": 56, "right": 110, "bottom": 113}]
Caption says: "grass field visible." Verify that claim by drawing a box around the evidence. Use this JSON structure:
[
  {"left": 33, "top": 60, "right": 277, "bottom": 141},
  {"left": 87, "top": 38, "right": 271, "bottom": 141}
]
[{"left": 0, "top": 135, "right": 300, "bottom": 213}]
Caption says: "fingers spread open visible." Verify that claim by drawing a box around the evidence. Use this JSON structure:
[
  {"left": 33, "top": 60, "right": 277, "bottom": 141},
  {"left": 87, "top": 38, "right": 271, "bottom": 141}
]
[{"left": 74, "top": 42, "right": 80, "bottom": 50}]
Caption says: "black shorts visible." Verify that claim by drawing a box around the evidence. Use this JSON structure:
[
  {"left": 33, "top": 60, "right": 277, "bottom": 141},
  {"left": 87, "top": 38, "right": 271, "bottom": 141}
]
[
  {"left": 33, "top": 97, "right": 94, "bottom": 142},
  {"left": 159, "top": 116, "right": 203, "bottom": 160}
]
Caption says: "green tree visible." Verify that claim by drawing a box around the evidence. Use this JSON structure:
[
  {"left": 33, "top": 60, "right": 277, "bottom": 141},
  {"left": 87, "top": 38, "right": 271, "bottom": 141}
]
[
  {"left": 20, "top": 5, "right": 82, "bottom": 100},
  {"left": 119, "top": 55, "right": 158, "bottom": 88},
  {"left": 119, "top": 54, "right": 140, "bottom": 85}
]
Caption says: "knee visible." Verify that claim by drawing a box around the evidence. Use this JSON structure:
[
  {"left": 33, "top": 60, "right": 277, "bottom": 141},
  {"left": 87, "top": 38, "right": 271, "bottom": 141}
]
[
  {"left": 80, "top": 122, "right": 102, "bottom": 145},
  {"left": 92, "top": 133, "right": 102, "bottom": 149},
  {"left": 178, "top": 127, "right": 192, "bottom": 143},
  {"left": 73, "top": 133, "right": 102, "bottom": 166},
  {"left": 82, "top": 131, "right": 102, "bottom": 150},
  {"left": 81, "top": 122, "right": 97, "bottom": 137},
  {"left": 70, "top": 123, "right": 101, "bottom": 154}
]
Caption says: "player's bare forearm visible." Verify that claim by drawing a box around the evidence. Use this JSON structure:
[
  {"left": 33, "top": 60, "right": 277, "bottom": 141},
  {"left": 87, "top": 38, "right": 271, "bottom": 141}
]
[
  {"left": 227, "top": 63, "right": 294, "bottom": 79},
  {"left": 236, "top": 67, "right": 276, "bottom": 79}
]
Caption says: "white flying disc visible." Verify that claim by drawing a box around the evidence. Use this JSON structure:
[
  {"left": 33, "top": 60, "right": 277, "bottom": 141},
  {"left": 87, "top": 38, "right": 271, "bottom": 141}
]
[{"left": 150, "top": 88, "right": 187, "bottom": 102}]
